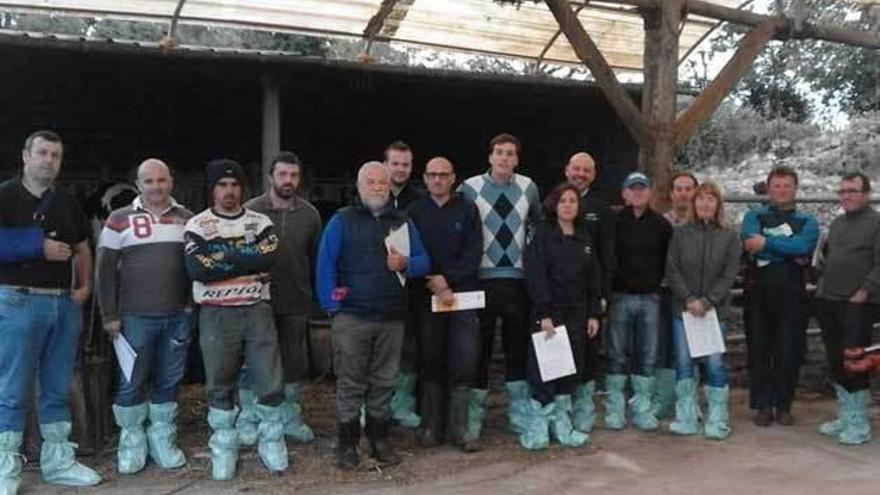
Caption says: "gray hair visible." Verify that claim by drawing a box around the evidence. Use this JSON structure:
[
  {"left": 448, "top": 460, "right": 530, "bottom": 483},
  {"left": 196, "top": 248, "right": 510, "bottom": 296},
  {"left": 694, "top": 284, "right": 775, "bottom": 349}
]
[{"left": 357, "top": 161, "right": 389, "bottom": 184}]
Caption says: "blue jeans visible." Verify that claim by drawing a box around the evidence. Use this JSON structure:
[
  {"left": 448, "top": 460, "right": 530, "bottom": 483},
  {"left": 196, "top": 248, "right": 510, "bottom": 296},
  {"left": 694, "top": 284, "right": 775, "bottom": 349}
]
[
  {"left": 671, "top": 316, "right": 727, "bottom": 387},
  {"left": 607, "top": 293, "right": 660, "bottom": 376},
  {"left": 114, "top": 312, "right": 192, "bottom": 407},
  {"left": 0, "top": 287, "right": 82, "bottom": 432},
  {"left": 420, "top": 309, "right": 481, "bottom": 387}
]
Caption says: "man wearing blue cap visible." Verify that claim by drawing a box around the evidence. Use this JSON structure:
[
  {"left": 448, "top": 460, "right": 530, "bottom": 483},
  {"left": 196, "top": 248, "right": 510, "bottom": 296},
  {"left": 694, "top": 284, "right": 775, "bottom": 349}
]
[{"left": 604, "top": 172, "right": 672, "bottom": 432}]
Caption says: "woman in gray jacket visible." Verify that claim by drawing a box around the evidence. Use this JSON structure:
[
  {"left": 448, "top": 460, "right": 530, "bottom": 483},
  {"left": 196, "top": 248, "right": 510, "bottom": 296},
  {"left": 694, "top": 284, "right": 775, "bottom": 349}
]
[{"left": 665, "top": 181, "right": 741, "bottom": 440}]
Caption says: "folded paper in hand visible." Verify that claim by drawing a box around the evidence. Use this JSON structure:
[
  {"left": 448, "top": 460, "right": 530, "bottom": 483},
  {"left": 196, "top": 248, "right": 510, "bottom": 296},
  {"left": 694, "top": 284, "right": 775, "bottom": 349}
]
[
  {"left": 384, "top": 223, "right": 410, "bottom": 287},
  {"left": 681, "top": 308, "right": 725, "bottom": 358},
  {"left": 531, "top": 326, "right": 577, "bottom": 382},
  {"left": 113, "top": 334, "right": 138, "bottom": 383},
  {"left": 431, "top": 290, "right": 486, "bottom": 313}
]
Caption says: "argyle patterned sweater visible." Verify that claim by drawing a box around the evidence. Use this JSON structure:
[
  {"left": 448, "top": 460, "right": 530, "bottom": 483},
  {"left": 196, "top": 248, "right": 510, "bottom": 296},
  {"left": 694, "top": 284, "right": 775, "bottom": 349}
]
[{"left": 459, "top": 171, "right": 540, "bottom": 280}]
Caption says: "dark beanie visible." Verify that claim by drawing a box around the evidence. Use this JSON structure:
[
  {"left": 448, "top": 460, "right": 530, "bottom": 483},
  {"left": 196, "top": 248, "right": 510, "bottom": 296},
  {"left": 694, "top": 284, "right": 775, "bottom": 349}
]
[{"left": 206, "top": 159, "right": 245, "bottom": 191}]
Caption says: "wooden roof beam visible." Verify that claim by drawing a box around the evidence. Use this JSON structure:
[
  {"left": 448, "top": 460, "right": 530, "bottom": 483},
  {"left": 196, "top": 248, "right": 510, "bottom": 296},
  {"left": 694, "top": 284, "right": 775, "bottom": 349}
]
[
  {"left": 598, "top": 0, "right": 880, "bottom": 48},
  {"left": 364, "top": 0, "right": 414, "bottom": 40},
  {"left": 674, "top": 19, "right": 777, "bottom": 146},
  {"left": 161, "top": 0, "right": 187, "bottom": 50},
  {"left": 544, "top": 0, "right": 650, "bottom": 146}
]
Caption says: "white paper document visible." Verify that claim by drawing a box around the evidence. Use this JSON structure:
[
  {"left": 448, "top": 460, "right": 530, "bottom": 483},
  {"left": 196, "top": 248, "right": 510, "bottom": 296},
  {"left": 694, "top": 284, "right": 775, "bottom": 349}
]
[
  {"left": 531, "top": 326, "right": 577, "bottom": 382},
  {"left": 864, "top": 343, "right": 880, "bottom": 353},
  {"left": 681, "top": 308, "right": 726, "bottom": 358},
  {"left": 384, "top": 223, "right": 410, "bottom": 286},
  {"left": 431, "top": 290, "right": 486, "bottom": 313},
  {"left": 113, "top": 334, "right": 138, "bottom": 383}
]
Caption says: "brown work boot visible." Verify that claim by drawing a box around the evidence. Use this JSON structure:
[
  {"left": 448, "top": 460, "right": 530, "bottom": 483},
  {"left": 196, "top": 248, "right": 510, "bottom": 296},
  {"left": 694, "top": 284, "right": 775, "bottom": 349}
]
[
  {"left": 775, "top": 409, "right": 794, "bottom": 426},
  {"left": 753, "top": 408, "right": 773, "bottom": 427}
]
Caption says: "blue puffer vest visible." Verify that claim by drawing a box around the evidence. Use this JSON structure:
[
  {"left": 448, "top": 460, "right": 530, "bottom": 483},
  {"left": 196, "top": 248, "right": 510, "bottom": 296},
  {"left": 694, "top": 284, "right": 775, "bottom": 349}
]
[{"left": 337, "top": 204, "right": 408, "bottom": 319}]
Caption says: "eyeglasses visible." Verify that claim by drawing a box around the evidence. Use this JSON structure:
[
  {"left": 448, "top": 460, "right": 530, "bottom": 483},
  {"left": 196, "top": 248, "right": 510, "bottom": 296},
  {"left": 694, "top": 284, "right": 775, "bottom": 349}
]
[
  {"left": 837, "top": 189, "right": 865, "bottom": 196},
  {"left": 424, "top": 172, "right": 453, "bottom": 180}
]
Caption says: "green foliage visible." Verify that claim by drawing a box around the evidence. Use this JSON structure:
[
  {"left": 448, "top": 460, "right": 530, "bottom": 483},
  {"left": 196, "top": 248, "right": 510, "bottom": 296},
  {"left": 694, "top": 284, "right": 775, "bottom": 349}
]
[
  {"left": 0, "top": 11, "right": 327, "bottom": 56},
  {"left": 677, "top": 102, "right": 820, "bottom": 169},
  {"left": 707, "top": 0, "right": 879, "bottom": 118}
]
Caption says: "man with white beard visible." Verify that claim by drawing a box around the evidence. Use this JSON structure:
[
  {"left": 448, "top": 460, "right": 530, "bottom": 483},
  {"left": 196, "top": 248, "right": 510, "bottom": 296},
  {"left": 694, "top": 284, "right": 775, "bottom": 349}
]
[{"left": 316, "top": 162, "right": 430, "bottom": 470}]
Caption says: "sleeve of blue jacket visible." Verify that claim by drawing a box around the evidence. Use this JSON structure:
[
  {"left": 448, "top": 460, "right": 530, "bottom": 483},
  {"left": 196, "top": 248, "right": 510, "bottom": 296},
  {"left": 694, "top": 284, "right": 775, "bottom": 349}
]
[
  {"left": 315, "top": 214, "right": 343, "bottom": 313},
  {"left": 740, "top": 208, "right": 761, "bottom": 241},
  {"left": 0, "top": 228, "right": 44, "bottom": 264},
  {"left": 405, "top": 219, "right": 431, "bottom": 278},
  {"left": 764, "top": 212, "right": 819, "bottom": 257}
]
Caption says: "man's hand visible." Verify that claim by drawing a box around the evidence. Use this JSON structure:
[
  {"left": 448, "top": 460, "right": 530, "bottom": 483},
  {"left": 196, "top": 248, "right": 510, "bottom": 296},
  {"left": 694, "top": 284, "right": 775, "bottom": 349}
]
[
  {"left": 103, "top": 319, "right": 121, "bottom": 336},
  {"left": 686, "top": 299, "right": 706, "bottom": 317},
  {"left": 587, "top": 318, "right": 600, "bottom": 339},
  {"left": 438, "top": 288, "right": 455, "bottom": 306},
  {"left": 426, "top": 275, "right": 449, "bottom": 295},
  {"left": 541, "top": 318, "right": 555, "bottom": 339},
  {"left": 387, "top": 246, "right": 408, "bottom": 272},
  {"left": 71, "top": 285, "right": 90, "bottom": 305},
  {"left": 44, "top": 239, "right": 72, "bottom": 261},
  {"left": 850, "top": 288, "right": 869, "bottom": 304},
  {"left": 744, "top": 235, "right": 766, "bottom": 254}
]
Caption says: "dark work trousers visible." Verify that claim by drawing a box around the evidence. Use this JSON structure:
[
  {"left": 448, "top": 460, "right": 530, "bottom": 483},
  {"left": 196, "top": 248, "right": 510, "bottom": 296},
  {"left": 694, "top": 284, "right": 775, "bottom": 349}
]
[
  {"left": 746, "top": 263, "right": 807, "bottom": 412},
  {"left": 817, "top": 299, "right": 876, "bottom": 392},
  {"left": 580, "top": 322, "right": 602, "bottom": 384},
  {"left": 420, "top": 309, "right": 482, "bottom": 387},
  {"left": 527, "top": 306, "right": 589, "bottom": 405},
  {"left": 655, "top": 288, "right": 676, "bottom": 369},
  {"left": 276, "top": 314, "right": 311, "bottom": 383},
  {"left": 331, "top": 313, "right": 404, "bottom": 422},
  {"left": 476, "top": 278, "right": 530, "bottom": 388},
  {"left": 239, "top": 314, "right": 310, "bottom": 394},
  {"left": 199, "top": 302, "right": 284, "bottom": 410},
  {"left": 399, "top": 285, "right": 421, "bottom": 374}
]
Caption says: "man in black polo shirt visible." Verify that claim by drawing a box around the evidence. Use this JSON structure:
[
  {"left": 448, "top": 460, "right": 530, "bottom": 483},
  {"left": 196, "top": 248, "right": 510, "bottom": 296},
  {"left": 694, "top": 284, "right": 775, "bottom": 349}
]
[
  {"left": 406, "top": 157, "right": 483, "bottom": 451},
  {"left": 604, "top": 172, "right": 672, "bottom": 432},
  {"left": 563, "top": 151, "right": 614, "bottom": 434},
  {"left": 0, "top": 130, "right": 101, "bottom": 494}
]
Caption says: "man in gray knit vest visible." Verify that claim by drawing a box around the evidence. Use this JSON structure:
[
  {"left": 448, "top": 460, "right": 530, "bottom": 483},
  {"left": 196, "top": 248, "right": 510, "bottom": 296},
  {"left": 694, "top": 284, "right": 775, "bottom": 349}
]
[{"left": 816, "top": 172, "right": 879, "bottom": 446}]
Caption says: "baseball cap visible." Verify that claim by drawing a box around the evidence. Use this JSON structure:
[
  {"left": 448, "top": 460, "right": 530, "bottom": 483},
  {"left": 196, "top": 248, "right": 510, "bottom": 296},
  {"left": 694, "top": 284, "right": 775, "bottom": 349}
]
[{"left": 622, "top": 171, "right": 651, "bottom": 189}]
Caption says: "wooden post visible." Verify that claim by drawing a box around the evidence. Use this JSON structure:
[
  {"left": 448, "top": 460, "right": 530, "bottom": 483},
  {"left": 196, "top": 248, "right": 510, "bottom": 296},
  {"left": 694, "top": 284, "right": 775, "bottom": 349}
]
[
  {"left": 638, "top": 1, "right": 682, "bottom": 210},
  {"left": 261, "top": 74, "right": 281, "bottom": 191}
]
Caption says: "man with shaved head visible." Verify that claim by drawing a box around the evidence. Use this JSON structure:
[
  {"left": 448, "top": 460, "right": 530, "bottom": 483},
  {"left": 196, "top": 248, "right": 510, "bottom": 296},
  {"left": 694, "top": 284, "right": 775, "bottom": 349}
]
[
  {"left": 316, "top": 161, "right": 430, "bottom": 470},
  {"left": 406, "top": 157, "right": 482, "bottom": 451},
  {"left": 97, "top": 158, "right": 194, "bottom": 475},
  {"left": 563, "top": 151, "right": 615, "bottom": 435}
]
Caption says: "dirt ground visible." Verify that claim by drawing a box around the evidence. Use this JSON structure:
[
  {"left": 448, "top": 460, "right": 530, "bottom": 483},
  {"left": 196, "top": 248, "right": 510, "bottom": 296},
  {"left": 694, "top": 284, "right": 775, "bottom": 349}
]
[{"left": 19, "top": 382, "right": 880, "bottom": 495}]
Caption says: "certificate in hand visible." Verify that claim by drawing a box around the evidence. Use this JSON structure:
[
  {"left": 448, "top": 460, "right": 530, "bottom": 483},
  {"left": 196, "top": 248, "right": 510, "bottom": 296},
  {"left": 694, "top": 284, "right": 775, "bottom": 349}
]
[
  {"left": 384, "top": 223, "right": 410, "bottom": 287},
  {"left": 113, "top": 334, "right": 138, "bottom": 383},
  {"left": 531, "top": 326, "right": 577, "bottom": 382},
  {"left": 681, "top": 308, "right": 726, "bottom": 358},
  {"left": 431, "top": 290, "right": 486, "bottom": 313}
]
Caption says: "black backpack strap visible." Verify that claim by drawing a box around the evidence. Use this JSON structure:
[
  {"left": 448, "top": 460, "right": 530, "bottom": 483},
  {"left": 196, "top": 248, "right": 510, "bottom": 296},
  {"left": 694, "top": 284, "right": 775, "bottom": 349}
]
[{"left": 32, "top": 188, "right": 55, "bottom": 226}]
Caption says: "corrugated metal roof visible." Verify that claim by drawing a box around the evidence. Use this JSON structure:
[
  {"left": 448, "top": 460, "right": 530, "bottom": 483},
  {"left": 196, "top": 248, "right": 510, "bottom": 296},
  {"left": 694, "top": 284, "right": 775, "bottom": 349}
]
[
  {"left": 0, "top": 28, "right": 657, "bottom": 93},
  {"left": 0, "top": 0, "right": 748, "bottom": 72}
]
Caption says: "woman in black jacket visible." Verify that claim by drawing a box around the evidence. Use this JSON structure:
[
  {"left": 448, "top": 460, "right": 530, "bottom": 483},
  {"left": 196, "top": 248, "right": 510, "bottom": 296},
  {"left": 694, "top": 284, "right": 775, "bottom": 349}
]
[{"left": 524, "top": 183, "right": 602, "bottom": 448}]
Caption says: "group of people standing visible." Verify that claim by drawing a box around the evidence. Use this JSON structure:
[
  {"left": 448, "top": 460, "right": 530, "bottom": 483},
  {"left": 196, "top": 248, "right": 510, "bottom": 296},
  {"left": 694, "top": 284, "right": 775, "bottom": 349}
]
[{"left": 0, "top": 130, "right": 876, "bottom": 494}]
